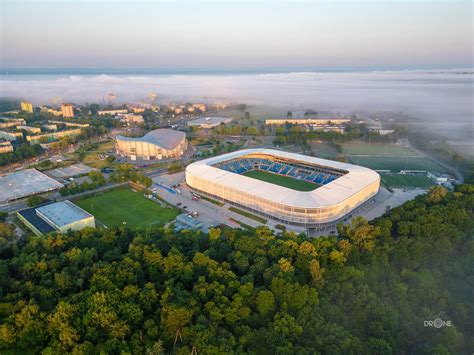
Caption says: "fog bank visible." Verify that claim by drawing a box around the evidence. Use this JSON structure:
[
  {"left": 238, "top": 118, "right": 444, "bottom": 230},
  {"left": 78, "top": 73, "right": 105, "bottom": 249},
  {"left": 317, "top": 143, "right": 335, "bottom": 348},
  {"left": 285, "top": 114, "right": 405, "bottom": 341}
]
[{"left": 1, "top": 69, "right": 472, "bottom": 140}]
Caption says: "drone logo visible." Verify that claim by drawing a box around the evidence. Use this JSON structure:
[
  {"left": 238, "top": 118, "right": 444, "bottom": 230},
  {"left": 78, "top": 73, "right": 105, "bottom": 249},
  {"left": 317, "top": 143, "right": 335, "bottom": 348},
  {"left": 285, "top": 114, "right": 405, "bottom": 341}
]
[{"left": 424, "top": 312, "right": 452, "bottom": 328}]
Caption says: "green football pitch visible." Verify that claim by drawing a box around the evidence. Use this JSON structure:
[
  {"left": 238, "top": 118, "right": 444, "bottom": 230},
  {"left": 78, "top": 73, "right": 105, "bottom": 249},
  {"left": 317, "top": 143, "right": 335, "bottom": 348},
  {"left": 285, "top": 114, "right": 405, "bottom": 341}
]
[
  {"left": 242, "top": 170, "right": 317, "bottom": 191},
  {"left": 76, "top": 189, "right": 179, "bottom": 229}
]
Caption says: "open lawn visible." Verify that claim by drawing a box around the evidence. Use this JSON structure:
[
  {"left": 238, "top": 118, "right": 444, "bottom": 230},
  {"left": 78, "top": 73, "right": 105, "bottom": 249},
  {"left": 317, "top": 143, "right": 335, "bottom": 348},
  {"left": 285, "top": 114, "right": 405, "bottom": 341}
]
[
  {"left": 342, "top": 141, "right": 418, "bottom": 156},
  {"left": 76, "top": 189, "right": 179, "bottom": 228},
  {"left": 243, "top": 170, "right": 317, "bottom": 191},
  {"left": 348, "top": 156, "right": 448, "bottom": 173},
  {"left": 81, "top": 141, "right": 116, "bottom": 169},
  {"left": 381, "top": 174, "right": 434, "bottom": 189}
]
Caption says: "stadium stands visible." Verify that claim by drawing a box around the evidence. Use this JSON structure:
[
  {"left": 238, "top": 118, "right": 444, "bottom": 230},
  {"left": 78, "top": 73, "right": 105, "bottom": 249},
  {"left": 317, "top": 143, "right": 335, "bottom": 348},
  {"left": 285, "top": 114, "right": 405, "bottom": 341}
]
[{"left": 215, "top": 155, "right": 342, "bottom": 187}]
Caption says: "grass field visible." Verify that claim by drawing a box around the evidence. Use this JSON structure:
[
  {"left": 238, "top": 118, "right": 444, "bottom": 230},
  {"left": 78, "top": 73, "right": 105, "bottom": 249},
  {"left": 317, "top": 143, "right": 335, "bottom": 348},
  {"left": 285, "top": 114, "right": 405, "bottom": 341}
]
[
  {"left": 381, "top": 174, "right": 435, "bottom": 189},
  {"left": 348, "top": 156, "right": 448, "bottom": 173},
  {"left": 242, "top": 170, "right": 317, "bottom": 191},
  {"left": 81, "top": 141, "right": 116, "bottom": 169},
  {"left": 76, "top": 189, "right": 179, "bottom": 228},
  {"left": 342, "top": 141, "right": 417, "bottom": 156}
]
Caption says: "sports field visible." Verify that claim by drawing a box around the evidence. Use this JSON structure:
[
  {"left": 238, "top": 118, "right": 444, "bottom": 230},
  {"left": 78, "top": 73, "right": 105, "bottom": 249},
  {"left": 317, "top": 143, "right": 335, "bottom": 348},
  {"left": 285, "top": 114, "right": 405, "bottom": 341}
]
[
  {"left": 381, "top": 174, "right": 434, "bottom": 189},
  {"left": 342, "top": 141, "right": 417, "bottom": 156},
  {"left": 76, "top": 189, "right": 179, "bottom": 228},
  {"left": 242, "top": 170, "right": 317, "bottom": 191},
  {"left": 348, "top": 156, "right": 448, "bottom": 173}
]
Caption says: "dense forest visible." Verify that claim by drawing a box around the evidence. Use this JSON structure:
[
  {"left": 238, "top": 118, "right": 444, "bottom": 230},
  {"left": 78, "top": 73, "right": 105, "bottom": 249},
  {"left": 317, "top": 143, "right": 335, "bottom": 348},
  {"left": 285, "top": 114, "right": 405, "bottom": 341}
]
[{"left": 0, "top": 185, "right": 472, "bottom": 354}]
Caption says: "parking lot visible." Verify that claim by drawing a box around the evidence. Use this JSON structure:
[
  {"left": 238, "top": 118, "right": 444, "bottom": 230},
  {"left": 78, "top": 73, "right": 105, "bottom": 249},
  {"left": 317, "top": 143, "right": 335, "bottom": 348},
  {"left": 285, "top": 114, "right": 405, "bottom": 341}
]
[{"left": 152, "top": 172, "right": 266, "bottom": 233}]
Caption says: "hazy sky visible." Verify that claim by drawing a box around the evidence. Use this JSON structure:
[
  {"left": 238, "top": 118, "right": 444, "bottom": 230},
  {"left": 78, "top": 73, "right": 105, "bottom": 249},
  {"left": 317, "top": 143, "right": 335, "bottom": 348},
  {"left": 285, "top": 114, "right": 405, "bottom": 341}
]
[{"left": 1, "top": 0, "right": 472, "bottom": 69}]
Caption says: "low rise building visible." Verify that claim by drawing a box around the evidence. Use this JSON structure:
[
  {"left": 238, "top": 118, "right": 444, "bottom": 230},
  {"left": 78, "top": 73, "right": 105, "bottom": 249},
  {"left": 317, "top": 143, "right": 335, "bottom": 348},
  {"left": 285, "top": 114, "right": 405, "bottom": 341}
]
[
  {"left": 187, "top": 116, "right": 233, "bottom": 129},
  {"left": 40, "top": 105, "right": 62, "bottom": 116},
  {"left": 0, "top": 168, "right": 64, "bottom": 202},
  {"left": 174, "top": 213, "right": 203, "bottom": 231},
  {"left": 26, "top": 128, "right": 83, "bottom": 144},
  {"left": 192, "top": 103, "right": 207, "bottom": 112},
  {"left": 0, "top": 130, "right": 23, "bottom": 141},
  {"left": 311, "top": 125, "right": 345, "bottom": 133},
  {"left": 0, "top": 141, "right": 13, "bottom": 154},
  {"left": 117, "top": 113, "right": 144, "bottom": 125},
  {"left": 17, "top": 200, "right": 95, "bottom": 236},
  {"left": 48, "top": 120, "right": 90, "bottom": 128},
  {"left": 128, "top": 106, "right": 145, "bottom": 113},
  {"left": 0, "top": 117, "right": 26, "bottom": 129},
  {"left": 265, "top": 118, "right": 351, "bottom": 126},
  {"left": 17, "top": 125, "right": 42, "bottom": 134},
  {"left": 369, "top": 127, "right": 395, "bottom": 135},
  {"left": 98, "top": 109, "right": 128, "bottom": 116}
]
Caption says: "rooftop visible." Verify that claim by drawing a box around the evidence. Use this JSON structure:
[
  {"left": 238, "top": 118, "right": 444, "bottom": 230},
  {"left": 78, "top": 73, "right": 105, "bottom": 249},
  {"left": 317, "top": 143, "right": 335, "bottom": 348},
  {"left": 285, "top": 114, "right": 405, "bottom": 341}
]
[
  {"left": 36, "top": 200, "right": 93, "bottom": 228},
  {"left": 17, "top": 207, "right": 56, "bottom": 235},
  {"left": 187, "top": 116, "right": 232, "bottom": 126},
  {"left": 116, "top": 128, "right": 185, "bottom": 149},
  {"left": 0, "top": 169, "right": 64, "bottom": 202}
]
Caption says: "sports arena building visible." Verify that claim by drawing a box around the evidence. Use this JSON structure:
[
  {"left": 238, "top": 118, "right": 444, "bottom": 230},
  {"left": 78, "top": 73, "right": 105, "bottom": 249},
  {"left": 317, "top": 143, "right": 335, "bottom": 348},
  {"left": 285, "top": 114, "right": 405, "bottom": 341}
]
[
  {"left": 115, "top": 128, "right": 187, "bottom": 160},
  {"left": 186, "top": 149, "right": 380, "bottom": 231}
]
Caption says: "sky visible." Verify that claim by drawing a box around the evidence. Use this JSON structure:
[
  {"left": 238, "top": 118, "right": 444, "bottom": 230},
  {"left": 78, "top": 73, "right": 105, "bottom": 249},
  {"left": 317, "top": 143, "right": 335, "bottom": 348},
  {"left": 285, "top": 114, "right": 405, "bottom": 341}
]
[{"left": 1, "top": 0, "right": 472, "bottom": 69}]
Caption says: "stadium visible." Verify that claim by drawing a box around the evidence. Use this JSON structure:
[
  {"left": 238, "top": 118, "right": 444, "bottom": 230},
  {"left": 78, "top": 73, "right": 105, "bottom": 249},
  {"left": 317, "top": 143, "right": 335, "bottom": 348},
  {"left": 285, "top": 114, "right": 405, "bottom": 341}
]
[
  {"left": 115, "top": 128, "right": 187, "bottom": 160},
  {"left": 186, "top": 149, "right": 380, "bottom": 230}
]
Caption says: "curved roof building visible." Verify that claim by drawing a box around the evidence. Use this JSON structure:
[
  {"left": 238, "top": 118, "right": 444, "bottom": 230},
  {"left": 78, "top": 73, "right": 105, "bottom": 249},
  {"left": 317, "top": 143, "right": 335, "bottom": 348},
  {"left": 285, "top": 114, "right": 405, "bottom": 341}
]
[
  {"left": 186, "top": 149, "right": 380, "bottom": 229},
  {"left": 116, "top": 129, "right": 187, "bottom": 160}
]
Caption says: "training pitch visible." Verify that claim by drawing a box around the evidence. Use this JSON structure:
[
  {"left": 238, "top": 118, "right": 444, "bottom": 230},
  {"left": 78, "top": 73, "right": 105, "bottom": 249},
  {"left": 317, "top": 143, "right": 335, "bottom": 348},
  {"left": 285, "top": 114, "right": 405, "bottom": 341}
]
[
  {"left": 76, "top": 189, "right": 179, "bottom": 228},
  {"left": 242, "top": 170, "right": 317, "bottom": 191}
]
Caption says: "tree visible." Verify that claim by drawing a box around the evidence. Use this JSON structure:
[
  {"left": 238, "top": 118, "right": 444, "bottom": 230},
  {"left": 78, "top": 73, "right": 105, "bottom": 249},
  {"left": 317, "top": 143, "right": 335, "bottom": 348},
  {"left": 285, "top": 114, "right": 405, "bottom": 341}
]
[
  {"left": 278, "top": 258, "right": 294, "bottom": 273},
  {"left": 160, "top": 305, "right": 193, "bottom": 340},
  {"left": 256, "top": 290, "right": 275, "bottom": 316},
  {"left": 427, "top": 186, "right": 448, "bottom": 203},
  {"left": 0, "top": 212, "right": 8, "bottom": 222},
  {"left": 27, "top": 195, "right": 46, "bottom": 207},
  {"left": 246, "top": 126, "right": 259, "bottom": 136},
  {"left": 0, "top": 185, "right": 472, "bottom": 353},
  {"left": 0, "top": 222, "right": 15, "bottom": 241},
  {"left": 209, "top": 227, "right": 221, "bottom": 241},
  {"left": 88, "top": 170, "right": 106, "bottom": 186},
  {"left": 342, "top": 216, "right": 380, "bottom": 252},
  {"left": 309, "top": 259, "right": 325, "bottom": 286}
]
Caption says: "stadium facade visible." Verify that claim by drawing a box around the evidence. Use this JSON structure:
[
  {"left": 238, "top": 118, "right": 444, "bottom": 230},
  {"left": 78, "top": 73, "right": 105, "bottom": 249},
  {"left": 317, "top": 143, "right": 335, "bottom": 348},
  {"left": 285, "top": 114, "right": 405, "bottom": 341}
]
[
  {"left": 186, "top": 149, "right": 380, "bottom": 231},
  {"left": 115, "top": 128, "right": 187, "bottom": 160}
]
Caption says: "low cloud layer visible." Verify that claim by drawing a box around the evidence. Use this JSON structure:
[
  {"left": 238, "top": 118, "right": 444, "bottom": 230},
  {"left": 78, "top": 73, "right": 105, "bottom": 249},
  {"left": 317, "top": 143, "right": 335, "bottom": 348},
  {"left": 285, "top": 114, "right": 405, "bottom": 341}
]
[{"left": 1, "top": 69, "right": 472, "bottom": 139}]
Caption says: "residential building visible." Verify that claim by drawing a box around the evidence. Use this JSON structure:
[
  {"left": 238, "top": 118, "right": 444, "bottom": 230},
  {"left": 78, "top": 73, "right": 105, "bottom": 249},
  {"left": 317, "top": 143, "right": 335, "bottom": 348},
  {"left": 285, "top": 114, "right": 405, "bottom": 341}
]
[
  {"left": 61, "top": 103, "right": 74, "bottom": 118},
  {"left": 20, "top": 101, "right": 33, "bottom": 113}
]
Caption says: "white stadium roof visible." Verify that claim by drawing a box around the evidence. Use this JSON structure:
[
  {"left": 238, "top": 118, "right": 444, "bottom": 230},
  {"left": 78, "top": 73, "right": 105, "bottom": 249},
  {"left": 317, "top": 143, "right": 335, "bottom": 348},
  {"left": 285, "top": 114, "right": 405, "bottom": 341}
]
[{"left": 186, "top": 149, "right": 380, "bottom": 209}]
